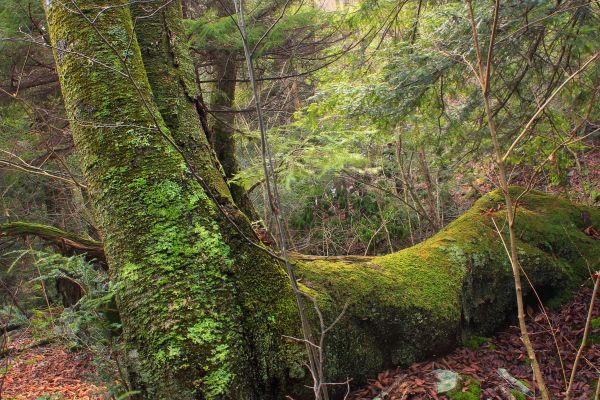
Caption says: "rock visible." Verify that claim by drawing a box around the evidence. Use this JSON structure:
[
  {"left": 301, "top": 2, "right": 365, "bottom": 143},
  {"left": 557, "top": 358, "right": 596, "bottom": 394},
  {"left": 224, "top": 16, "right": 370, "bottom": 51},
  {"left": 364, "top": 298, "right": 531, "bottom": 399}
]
[
  {"left": 497, "top": 368, "right": 533, "bottom": 396},
  {"left": 434, "top": 369, "right": 461, "bottom": 394}
]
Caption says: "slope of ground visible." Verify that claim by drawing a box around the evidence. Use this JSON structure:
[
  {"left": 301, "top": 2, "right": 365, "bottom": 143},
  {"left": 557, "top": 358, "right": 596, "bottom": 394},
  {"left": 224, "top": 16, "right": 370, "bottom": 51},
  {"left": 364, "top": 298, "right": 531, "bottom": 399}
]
[{"left": 1, "top": 284, "right": 597, "bottom": 399}]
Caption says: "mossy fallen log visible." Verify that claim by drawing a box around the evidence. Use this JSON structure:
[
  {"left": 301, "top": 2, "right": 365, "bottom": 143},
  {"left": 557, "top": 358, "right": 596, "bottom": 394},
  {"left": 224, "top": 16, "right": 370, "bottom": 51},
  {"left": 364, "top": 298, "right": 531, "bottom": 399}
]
[
  {"left": 1, "top": 191, "right": 596, "bottom": 398},
  {"left": 293, "top": 189, "right": 599, "bottom": 393}
]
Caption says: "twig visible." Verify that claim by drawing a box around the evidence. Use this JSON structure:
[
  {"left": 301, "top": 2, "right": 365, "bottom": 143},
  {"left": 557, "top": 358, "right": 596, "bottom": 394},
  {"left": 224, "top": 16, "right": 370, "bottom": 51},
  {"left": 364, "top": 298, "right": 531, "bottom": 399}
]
[
  {"left": 565, "top": 273, "right": 600, "bottom": 399},
  {"left": 466, "top": 1, "right": 550, "bottom": 397},
  {"left": 502, "top": 51, "right": 600, "bottom": 162}
]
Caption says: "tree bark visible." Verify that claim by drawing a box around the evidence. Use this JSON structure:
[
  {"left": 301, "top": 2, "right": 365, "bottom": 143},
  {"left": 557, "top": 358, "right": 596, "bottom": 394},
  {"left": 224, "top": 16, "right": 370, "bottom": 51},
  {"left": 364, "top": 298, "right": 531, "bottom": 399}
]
[
  {"left": 206, "top": 0, "right": 259, "bottom": 220},
  {"left": 209, "top": 51, "right": 259, "bottom": 219},
  {"left": 0, "top": 221, "right": 105, "bottom": 263},
  {"left": 43, "top": 1, "right": 299, "bottom": 398},
  {"left": 210, "top": 53, "right": 238, "bottom": 182}
]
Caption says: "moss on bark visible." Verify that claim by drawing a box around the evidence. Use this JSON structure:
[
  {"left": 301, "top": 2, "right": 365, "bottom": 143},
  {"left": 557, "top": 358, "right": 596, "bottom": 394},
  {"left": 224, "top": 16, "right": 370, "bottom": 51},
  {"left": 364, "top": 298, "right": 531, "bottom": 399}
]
[
  {"left": 44, "top": 1, "right": 301, "bottom": 398},
  {"left": 0, "top": 221, "right": 104, "bottom": 261},
  {"left": 295, "top": 189, "right": 600, "bottom": 387},
  {"left": 130, "top": 2, "right": 304, "bottom": 397}
]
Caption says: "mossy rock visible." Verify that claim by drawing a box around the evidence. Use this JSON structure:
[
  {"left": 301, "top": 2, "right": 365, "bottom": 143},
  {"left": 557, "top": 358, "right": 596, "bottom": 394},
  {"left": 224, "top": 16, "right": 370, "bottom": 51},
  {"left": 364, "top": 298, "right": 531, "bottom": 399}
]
[{"left": 293, "top": 188, "right": 600, "bottom": 390}]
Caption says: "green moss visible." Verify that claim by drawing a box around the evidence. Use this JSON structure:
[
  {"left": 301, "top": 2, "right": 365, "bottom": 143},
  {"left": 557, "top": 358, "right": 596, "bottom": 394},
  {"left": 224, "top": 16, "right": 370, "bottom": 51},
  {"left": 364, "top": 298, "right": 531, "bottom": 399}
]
[
  {"left": 591, "top": 317, "right": 600, "bottom": 330},
  {"left": 448, "top": 378, "right": 481, "bottom": 400},
  {"left": 296, "top": 189, "right": 600, "bottom": 385},
  {"left": 463, "top": 336, "right": 490, "bottom": 349},
  {"left": 44, "top": 0, "right": 600, "bottom": 396},
  {"left": 45, "top": 1, "right": 303, "bottom": 398},
  {"left": 130, "top": 0, "right": 232, "bottom": 203},
  {"left": 511, "top": 389, "right": 527, "bottom": 400}
]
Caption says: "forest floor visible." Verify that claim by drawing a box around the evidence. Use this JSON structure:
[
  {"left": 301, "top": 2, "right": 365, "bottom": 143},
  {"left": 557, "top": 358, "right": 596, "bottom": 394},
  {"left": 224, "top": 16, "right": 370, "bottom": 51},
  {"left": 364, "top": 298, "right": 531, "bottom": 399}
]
[
  {"left": 0, "top": 285, "right": 598, "bottom": 399},
  {"left": 349, "top": 285, "right": 600, "bottom": 400},
  {"left": 0, "top": 329, "right": 103, "bottom": 399}
]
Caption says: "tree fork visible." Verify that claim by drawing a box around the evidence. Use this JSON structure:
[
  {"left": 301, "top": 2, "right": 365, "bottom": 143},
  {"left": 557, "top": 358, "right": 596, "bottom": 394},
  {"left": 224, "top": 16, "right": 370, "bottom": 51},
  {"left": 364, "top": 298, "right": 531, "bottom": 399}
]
[{"left": 42, "top": 1, "right": 600, "bottom": 399}]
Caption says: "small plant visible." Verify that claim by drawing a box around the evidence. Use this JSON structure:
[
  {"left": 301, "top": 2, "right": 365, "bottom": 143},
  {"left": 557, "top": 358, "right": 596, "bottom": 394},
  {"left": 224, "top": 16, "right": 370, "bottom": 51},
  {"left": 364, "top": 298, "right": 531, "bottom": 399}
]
[
  {"left": 448, "top": 378, "right": 481, "bottom": 400},
  {"left": 29, "top": 308, "right": 57, "bottom": 340},
  {"left": 0, "top": 304, "right": 28, "bottom": 327},
  {"left": 41, "top": 254, "right": 130, "bottom": 397}
]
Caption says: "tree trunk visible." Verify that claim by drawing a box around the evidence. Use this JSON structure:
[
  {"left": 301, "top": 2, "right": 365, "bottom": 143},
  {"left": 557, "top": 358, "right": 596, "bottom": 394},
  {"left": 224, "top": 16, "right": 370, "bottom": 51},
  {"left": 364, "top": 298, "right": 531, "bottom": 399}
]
[
  {"left": 210, "top": 53, "right": 238, "bottom": 182},
  {"left": 417, "top": 149, "right": 440, "bottom": 230},
  {"left": 43, "top": 1, "right": 299, "bottom": 398},
  {"left": 209, "top": 52, "right": 259, "bottom": 219},
  {"left": 206, "top": 0, "right": 259, "bottom": 219}
]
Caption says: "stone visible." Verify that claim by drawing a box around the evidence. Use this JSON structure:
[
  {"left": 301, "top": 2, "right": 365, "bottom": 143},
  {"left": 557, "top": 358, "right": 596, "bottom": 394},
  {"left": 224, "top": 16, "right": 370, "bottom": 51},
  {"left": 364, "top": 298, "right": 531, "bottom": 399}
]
[
  {"left": 434, "top": 369, "right": 461, "bottom": 394},
  {"left": 497, "top": 368, "right": 533, "bottom": 396}
]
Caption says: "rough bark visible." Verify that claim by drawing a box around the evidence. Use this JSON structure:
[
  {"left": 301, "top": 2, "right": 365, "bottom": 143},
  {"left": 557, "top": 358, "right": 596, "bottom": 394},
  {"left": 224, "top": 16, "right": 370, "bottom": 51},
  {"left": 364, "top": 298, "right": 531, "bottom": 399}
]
[
  {"left": 43, "top": 1, "right": 300, "bottom": 398},
  {"left": 206, "top": 0, "right": 259, "bottom": 219},
  {"left": 210, "top": 51, "right": 238, "bottom": 182},
  {"left": 210, "top": 52, "right": 259, "bottom": 219},
  {"left": 43, "top": 1, "right": 600, "bottom": 399},
  {"left": 129, "top": 2, "right": 304, "bottom": 395}
]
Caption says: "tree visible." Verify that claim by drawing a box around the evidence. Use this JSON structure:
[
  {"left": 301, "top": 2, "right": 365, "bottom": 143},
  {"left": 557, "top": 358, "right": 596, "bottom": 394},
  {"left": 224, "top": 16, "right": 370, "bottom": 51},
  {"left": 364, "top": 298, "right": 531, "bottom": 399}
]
[
  {"left": 42, "top": 0, "right": 600, "bottom": 399},
  {"left": 43, "top": 0, "right": 299, "bottom": 397},
  {"left": 204, "top": 0, "right": 258, "bottom": 219}
]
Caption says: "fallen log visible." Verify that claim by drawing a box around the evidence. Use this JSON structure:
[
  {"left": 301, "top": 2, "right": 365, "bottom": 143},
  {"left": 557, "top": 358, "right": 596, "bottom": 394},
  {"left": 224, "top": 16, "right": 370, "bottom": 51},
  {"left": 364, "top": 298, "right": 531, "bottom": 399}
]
[{"left": 292, "top": 189, "right": 600, "bottom": 395}]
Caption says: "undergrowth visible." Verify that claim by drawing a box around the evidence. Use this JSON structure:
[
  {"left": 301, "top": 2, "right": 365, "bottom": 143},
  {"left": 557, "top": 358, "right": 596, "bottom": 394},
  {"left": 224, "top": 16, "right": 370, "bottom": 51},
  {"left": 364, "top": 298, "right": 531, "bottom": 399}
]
[{"left": 3, "top": 250, "right": 132, "bottom": 398}]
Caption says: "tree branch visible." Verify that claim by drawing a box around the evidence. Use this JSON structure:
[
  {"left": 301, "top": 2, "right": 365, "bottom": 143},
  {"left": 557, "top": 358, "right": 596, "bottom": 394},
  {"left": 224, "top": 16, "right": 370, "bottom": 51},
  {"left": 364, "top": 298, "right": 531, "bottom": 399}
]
[{"left": 0, "top": 222, "right": 105, "bottom": 263}]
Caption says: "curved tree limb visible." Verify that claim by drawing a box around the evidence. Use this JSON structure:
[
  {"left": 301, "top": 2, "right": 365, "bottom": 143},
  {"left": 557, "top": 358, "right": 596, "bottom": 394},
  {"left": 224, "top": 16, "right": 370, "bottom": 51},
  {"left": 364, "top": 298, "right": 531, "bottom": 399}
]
[{"left": 0, "top": 222, "right": 105, "bottom": 263}]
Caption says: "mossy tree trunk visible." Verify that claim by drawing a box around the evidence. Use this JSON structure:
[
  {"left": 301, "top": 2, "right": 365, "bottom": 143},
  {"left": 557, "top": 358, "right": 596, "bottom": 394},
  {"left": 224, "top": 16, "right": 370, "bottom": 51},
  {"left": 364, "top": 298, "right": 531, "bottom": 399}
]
[
  {"left": 43, "top": 1, "right": 600, "bottom": 399},
  {"left": 205, "top": 0, "right": 259, "bottom": 219},
  {"left": 209, "top": 53, "right": 237, "bottom": 181},
  {"left": 43, "top": 1, "right": 300, "bottom": 398}
]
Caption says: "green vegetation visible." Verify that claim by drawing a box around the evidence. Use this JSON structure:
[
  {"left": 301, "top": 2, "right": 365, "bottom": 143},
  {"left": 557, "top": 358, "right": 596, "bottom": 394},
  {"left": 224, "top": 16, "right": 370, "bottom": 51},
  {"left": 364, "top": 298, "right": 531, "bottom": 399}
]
[
  {"left": 463, "top": 336, "right": 491, "bottom": 350},
  {"left": 294, "top": 189, "right": 600, "bottom": 382},
  {"left": 1, "top": 0, "right": 599, "bottom": 398},
  {"left": 511, "top": 390, "right": 528, "bottom": 400},
  {"left": 448, "top": 379, "right": 481, "bottom": 400}
]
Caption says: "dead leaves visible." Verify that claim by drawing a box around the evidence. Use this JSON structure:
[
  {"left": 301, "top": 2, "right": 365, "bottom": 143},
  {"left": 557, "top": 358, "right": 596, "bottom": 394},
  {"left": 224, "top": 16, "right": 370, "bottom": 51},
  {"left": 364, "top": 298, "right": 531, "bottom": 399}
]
[
  {"left": 348, "top": 286, "right": 599, "bottom": 400},
  {"left": 0, "top": 329, "right": 103, "bottom": 399}
]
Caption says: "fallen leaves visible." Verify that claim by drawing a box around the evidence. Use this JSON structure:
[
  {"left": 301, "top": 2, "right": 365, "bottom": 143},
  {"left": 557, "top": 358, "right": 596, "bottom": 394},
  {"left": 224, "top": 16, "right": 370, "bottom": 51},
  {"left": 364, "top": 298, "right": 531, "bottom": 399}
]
[
  {"left": 349, "top": 286, "right": 600, "bottom": 399},
  {"left": 0, "top": 329, "right": 103, "bottom": 399},
  {"left": 1, "top": 286, "right": 598, "bottom": 399}
]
